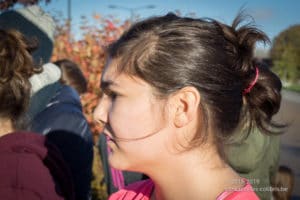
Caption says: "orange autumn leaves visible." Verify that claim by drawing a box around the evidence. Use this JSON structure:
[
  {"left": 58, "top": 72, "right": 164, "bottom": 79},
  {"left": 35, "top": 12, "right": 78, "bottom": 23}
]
[{"left": 52, "top": 14, "right": 130, "bottom": 142}]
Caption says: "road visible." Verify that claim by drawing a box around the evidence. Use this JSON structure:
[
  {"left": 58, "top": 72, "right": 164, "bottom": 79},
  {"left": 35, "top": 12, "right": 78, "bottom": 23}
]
[{"left": 275, "top": 90, "right": 300, "bottom": 199}]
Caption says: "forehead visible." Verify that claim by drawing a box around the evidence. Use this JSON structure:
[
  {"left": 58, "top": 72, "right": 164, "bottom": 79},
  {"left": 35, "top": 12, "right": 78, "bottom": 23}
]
[
  {"left": 101, "top": 58, "right": 119, "bottom": 81},
  {"left": 101, "top": 57, "right": 148, "bottom": 88}
]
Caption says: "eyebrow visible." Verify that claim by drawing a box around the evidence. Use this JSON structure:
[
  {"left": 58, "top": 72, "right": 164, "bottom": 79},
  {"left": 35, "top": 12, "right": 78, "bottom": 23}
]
[{"left": 100, "top": 80, "right": 119, "bottom": 90}]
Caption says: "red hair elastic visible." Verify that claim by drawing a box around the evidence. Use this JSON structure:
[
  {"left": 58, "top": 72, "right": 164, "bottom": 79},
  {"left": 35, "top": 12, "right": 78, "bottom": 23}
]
[{"left": 243, "top": 67, "right": 259, "bottom": 95}]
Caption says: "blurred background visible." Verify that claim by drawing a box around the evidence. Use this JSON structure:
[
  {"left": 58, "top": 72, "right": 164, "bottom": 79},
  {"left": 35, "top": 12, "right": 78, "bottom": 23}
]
[{"left": 1, "top": 0, "right": 299, "bottom": 199}]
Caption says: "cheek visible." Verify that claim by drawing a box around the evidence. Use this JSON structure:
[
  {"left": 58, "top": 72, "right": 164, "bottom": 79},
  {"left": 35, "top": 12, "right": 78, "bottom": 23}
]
[
  {"left": 109, "top": 97, "right": 163, "bottom": 139},
  {"left": 107, "top": 99, "right": 176, "bottom": 171}
]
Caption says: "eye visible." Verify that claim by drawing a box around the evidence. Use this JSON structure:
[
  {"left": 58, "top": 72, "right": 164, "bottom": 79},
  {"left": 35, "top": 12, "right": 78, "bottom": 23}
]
[
  {"left": 108, "top": 91, "right": 117, "bottom": 100},
  {"left": 103, "top": 88, "right": 118, "bottom": 100}
]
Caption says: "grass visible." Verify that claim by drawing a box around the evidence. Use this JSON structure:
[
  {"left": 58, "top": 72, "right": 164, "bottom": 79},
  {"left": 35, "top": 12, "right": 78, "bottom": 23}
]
[{"left": 284, "top": 84, "right": 300, "bottom": 93}]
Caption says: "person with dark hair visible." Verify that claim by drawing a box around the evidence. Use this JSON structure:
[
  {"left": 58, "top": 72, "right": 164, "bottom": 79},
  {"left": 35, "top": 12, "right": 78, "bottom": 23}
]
[
  {"left": 54, "top": 59, "right": 88, "bottom": 95},
  {"left": 0, "top": 5, "right": 94, "bottom": 200},
  {"left": 0, "top": 29, "right": 75, "bottom": 200},
  {"left": 93, "top": 12, "right": 285, "bottom": 200}
]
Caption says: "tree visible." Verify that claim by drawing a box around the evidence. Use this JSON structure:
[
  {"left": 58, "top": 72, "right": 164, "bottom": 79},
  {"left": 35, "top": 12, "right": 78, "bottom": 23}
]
[
  {"left": 270, "top": 25, "right": 300, "bottom": 84},
  {"left": 52, "top": 15, "right": 130, "bottom": 200},
  {"left": 52, "top": 14, "right": 130, "bottom": 138}
]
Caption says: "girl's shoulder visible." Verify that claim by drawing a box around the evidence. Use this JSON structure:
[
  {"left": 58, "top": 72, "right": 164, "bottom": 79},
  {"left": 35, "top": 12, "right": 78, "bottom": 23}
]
[
  {"left": 109, "top": 179, "right": 154, "bottom": 200},
  {"left": 217, "top": 179, "right": 259, "bottom": 200}
]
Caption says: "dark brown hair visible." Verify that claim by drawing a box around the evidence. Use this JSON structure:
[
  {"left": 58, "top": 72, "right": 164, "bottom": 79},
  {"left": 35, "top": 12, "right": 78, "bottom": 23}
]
[
  {"left": 0, "top": 29, "right": 40, "bottom": 129},
  {"left": 54, "top": 59, "right": 87, "bottom": 95},
  {"left": 107, "top": 12, "right": 284, "bottom": 152}
]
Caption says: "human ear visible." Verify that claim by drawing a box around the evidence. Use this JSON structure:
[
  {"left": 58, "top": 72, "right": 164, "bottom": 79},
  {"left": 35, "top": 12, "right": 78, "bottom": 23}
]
[{"left": 172, "top": 86, "right": 201, "bottom": 128}]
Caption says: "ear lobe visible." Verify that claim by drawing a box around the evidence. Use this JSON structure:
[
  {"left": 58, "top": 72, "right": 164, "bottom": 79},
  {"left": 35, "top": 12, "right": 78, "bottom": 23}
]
[{"left": 173, "top": 87, "right": 201, "bottom": 128}]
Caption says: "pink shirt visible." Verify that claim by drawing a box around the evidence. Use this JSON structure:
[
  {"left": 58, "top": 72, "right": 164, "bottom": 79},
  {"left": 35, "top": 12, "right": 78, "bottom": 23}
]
[{"left": 109, "top": 179, "right": 259, "bottom": 200}]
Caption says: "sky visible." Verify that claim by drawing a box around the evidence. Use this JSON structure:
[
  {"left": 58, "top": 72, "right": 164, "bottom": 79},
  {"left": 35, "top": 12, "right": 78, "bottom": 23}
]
[{"left": 40, "top": 0, "right": 300, "bottom": 49}]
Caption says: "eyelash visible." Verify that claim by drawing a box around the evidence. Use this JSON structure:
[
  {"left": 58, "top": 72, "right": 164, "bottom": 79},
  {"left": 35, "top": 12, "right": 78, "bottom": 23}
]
[{"left": 103, "top": 89, "right": 118, "bottom": 99}]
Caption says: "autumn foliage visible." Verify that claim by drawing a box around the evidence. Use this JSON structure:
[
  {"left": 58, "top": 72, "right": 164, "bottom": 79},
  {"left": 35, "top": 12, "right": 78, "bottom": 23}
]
[
  {"left": 51, "top": 15, "right": 130, "bottom": 199},
  {"left": 52, "top": 15, "right": 130, "bottom": 142}
]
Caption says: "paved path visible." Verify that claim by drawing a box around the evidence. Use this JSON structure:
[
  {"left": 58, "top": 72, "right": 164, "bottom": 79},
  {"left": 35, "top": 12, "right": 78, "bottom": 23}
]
[{"left": 275, "top": 90, "right": 300, "bottom": 198}]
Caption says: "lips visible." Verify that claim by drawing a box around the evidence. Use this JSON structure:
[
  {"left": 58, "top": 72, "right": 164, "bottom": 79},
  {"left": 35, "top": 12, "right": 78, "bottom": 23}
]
[{"left": 107, "top": 136, "right": 116, "bottom": 143}]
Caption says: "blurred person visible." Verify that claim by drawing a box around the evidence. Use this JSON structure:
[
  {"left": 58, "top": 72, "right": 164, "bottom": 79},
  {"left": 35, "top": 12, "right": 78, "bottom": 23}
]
[
  {"left": 0, "top": 4, "right": 55, "bottom": 64},
  {"left": 54, "top": 58, "right": 88, "bottom": 95},
  {"left": 272, "top": 166, "right": 294, "bottom": 200},
  {"left": 28, "top": 62, "right": 62, "bottom": 118},
  {"left": 29, "top": 61, "right": 94, "bottom": 200},
  {"left": 93, "top": 12, "right": 285, "bottom": 200},
  {"left": 0, "top": 5, "right": 94, "bottom": 200},
  {"left": 0, "top": 28, "right": 75, "bottom": 200},
  {"left": 226, "top": 114, "right": 281, "bottom": 200}
]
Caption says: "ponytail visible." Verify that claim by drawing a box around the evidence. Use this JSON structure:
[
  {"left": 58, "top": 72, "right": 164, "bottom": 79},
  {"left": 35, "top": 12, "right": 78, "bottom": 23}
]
[
  {"left": 244, "top": 61, "right": 286, "bottom": 134},
  {"left": 217, "top": 12, "right": 286, "bottom": 134}
]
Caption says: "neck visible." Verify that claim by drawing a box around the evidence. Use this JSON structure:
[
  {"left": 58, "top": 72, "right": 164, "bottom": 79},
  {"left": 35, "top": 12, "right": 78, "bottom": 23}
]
[
  {"left": 0, "top": 119, "right": 14, "bottom": 137},
  {"left": 148, "top": 145, "right": 242, "bottom": 200}
]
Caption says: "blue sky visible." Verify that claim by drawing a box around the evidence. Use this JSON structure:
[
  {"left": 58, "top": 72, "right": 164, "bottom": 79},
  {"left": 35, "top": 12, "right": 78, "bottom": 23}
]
[{"left": 41, "top": 0, "right": 300, "bottom": 48}]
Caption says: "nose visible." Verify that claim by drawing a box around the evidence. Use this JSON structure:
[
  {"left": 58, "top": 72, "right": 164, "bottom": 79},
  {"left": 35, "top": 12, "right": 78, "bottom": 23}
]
[{"left": 93, "top": 96, "right": 110, "bottom": 127}]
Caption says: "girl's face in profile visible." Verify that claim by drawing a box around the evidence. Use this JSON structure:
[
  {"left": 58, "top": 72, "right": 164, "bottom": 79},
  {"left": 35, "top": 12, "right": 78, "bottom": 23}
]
[{"left": 93, "top": 58, "right": 174, "bottom": 171}]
